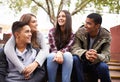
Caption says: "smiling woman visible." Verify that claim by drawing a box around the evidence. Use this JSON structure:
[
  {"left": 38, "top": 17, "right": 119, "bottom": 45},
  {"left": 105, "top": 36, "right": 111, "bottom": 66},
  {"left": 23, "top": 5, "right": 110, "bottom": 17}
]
[{"left": 47, "top": 10, "right": 74, "bottom": 82}]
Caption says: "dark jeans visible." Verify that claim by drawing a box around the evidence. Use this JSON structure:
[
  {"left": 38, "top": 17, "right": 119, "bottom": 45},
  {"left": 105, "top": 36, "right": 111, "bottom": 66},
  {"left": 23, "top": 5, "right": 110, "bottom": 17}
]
[
  {"left": 31, "top": 66, "right": 46, "bottom": 82},
  {"left": 73, "top": 55, "right": 111, "bottom": 82}
]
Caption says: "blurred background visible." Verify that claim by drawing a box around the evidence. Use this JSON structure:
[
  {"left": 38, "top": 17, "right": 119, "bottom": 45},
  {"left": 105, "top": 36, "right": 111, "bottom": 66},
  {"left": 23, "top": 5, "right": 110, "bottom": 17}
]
[
  {"left": 0, "top": 0, "right": 120, "bottom": 34},
  {"left": 0, "top": 0, "right": 120, "bottom": 81}
]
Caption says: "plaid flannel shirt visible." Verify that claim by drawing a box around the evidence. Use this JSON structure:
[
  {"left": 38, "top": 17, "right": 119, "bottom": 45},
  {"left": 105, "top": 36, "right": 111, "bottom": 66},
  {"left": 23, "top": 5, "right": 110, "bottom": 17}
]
[{"left": 48, "top": 28, "right": 74, "bottom": 53}]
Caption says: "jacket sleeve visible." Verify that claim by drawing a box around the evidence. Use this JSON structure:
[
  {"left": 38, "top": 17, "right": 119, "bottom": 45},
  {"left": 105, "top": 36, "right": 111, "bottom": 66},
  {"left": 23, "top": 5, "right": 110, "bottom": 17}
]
[
  {"left": 35, "top": 32, "right": 49, "bottom": 67},
  {"left": 71, "top": 30, "right": 87, "bottom": 59},
  {"left": 94, "top": 38, "right": 111, "bottom": 64},
  {"left": 0, "top": 48, "right": 8, "bottom": 82},
  {"left": 4, "top": 35, "right": 25, "bottom": 73}
]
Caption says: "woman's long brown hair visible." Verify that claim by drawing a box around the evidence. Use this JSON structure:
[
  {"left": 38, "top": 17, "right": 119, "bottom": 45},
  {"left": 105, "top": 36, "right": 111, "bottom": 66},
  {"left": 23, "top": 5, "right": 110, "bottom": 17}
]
[
  {"left": 54, "top": 10, "right": 72, "bottom": 50},
  {"left": 19, "top": 13, "right": 40, "bottom": 49}
]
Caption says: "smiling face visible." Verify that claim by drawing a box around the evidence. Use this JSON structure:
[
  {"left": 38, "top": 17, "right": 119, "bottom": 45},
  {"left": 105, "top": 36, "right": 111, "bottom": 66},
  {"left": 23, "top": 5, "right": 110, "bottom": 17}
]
[
  {"left": 28, "top": 16, "right": 38, "bottom": 33},
  {"left": 84, "top": 18, "right": 100, "bottom": 37},
  {"left": 84, "top": 18, "right": 97, "bottom": 33},
  {"left": 57, "top": 11, "right": 66, "bottom": 27},
  {"left": 15, "top": 25, "right": 32, "bottom": 44}
]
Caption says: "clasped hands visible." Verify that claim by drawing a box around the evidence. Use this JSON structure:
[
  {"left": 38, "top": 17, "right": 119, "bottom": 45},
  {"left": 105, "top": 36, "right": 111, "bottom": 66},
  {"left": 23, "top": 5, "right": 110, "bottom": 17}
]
[
  {"left": 53, "top": 51, "right": 64, "bottom": 64},
  {"left": 22, "top": 61, "right": 39, "bottom": 80},
  {"left": 85, "top": 49, "right": 98, "bottom": 62}
]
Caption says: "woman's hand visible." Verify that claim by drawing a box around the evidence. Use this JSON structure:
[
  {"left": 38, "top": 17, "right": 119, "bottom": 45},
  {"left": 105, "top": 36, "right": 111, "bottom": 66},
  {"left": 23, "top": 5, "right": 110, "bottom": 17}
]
[
  {"left": 53, "top": 51, "right": 64, "bottom": 64},
  {"left": 22, "top": 61, "right": 39, "bottom": 79}
]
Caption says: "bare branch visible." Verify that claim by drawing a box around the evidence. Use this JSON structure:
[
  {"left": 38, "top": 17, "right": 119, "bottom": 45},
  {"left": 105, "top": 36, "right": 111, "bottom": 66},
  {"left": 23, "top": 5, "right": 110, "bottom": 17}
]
[
  {"left": 71, "top": 0, "right": 91, "bottom": 15},
  {"left": 49, "top": 0, "right": 56, "bottom": 24},
  {"left": 45, "top": 0, "right": 50, "bottom": 13},
  {"left": 32, "top": 0, "right": 55, "bottom": 25},
  {"left": 32, "top": 0, "right": 48, "bottom": 14},
  {"left": 49, "top": 0, "right": 55, "bottom": 18},
  {"left": 46, "top": 0, "right": 55, "bottom": 24},
  {"left": 57, "top": 0, "right": 64, "bottom": 15}
]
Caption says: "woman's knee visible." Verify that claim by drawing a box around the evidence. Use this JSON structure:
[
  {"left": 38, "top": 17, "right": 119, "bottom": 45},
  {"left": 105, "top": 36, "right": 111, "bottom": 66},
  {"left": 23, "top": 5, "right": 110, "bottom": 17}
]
[
  {"left": 63, "top": 52, "right": 73, "bottom": 62},
  {"left": 47, "top": 53, "right": 56, "bottom": 60},
  {"left": 63, "top": 52, "right": 72, "bottom": 58}
]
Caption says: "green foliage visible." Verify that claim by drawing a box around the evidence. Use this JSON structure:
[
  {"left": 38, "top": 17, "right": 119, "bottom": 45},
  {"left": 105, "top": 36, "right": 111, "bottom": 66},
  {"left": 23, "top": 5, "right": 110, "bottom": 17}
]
[
  {"left": 6, "top": 0, "right": 32, "bottom": 13},
  {"left": 0, "top": 0, "right": 120, "bottom": 25},
  {"left": 92, "top": 0, "right": 120, "bottom": 14},
  {"left": 31, "top": 5, "right": 38, "bottom": 15},
  {"left": 1, "top": 0, "right": 120, "bottom": 14}
]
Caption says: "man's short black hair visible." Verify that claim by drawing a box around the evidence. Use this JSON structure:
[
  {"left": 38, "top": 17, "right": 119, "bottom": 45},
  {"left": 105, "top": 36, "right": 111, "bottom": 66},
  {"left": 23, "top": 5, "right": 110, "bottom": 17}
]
[
  {"left": 12, "top": 21, "right": 28, "bottom": 34},
  {"left": 87, "top": 13, "right": 102, "bottom": 25}
]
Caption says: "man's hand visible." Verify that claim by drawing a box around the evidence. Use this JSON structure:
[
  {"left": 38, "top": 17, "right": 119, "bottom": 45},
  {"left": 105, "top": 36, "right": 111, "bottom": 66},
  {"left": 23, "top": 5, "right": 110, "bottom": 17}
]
[{"left": 85, "top": 49, "right": 98, "bottom": 62}]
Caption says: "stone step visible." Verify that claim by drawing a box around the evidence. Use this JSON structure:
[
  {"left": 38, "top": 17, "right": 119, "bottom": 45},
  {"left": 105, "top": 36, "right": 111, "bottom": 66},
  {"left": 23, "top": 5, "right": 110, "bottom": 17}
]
[
  {"left": 109, "top": 65, "right": 120, "bottom": 71},
  {"left": 110, "top": 60, "right": 120, "bottom": 63},
  {"left": 111, "top": 79, "right": 120, "bottom": 82},
  {"left": 98, "top": 79, "right": 120, "bottom": 82},
  {"left": 108, "top": 61, "right": 120, "bottom": 66},
  {"left": 108, "top": 61, "right": 120, "bottom": 80},
  {"left": 110, "top": 70, "right": 120, "bottom": 79}
]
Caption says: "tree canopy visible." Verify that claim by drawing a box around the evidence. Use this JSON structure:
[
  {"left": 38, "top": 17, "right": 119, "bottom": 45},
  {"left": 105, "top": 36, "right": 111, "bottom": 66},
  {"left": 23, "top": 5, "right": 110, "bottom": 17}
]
[{"left": 1, "top": 0, "right": 120, "bottom": 25}]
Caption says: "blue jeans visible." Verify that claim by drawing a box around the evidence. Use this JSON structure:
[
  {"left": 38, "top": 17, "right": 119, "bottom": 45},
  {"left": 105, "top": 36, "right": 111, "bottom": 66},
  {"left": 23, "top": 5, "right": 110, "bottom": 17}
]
[
  {"left": 47, "top": 52, "right": 73, "bottom": 82},
  {"left": 73, "top": 55, "right": 111, "bottom": 82}
]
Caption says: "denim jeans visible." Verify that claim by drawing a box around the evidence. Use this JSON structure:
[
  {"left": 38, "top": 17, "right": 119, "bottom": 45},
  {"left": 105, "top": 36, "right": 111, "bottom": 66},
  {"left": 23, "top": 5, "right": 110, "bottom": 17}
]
[
  {"left": 47, "top": 52, "right": 73, "bottom": 82},
  {"left": 73, "top": 55, "right": 111, "bottom": 82}
]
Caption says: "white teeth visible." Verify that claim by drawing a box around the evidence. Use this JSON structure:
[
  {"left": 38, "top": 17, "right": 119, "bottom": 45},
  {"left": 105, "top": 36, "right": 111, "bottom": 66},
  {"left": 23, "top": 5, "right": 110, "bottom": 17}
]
[{"left": 59, "top": 20, "right": 63, "bottom": 22}]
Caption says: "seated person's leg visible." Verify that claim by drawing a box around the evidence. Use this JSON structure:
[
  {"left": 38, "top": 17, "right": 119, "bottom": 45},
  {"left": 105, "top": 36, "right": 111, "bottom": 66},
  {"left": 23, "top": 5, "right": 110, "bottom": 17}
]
[
  {"left": 73, "top": 55, "right": 84, "bottom": 82},
  {"left": 47, "top": 53, "right": 58, "bottom": 82},
  {"left": 71, "top": 65, "right": 77, "bottom": 82},
  {"left": 62, "top": 52, "right": 73, "bottom": 82},
  {"left": 31, "top": 63, "right": 47, "bottom": 82},
  {"left": 84, "top": 69, "right": 97, "bottom": 82},
  {"left": 96, "top": 62, "right": 111, "bottom": 82},
  {"left": 83, "top": 62, "right": 111, "bottom": 82},
  {"left": 82, "top": 60, "right": 98, "bottom": 82}
]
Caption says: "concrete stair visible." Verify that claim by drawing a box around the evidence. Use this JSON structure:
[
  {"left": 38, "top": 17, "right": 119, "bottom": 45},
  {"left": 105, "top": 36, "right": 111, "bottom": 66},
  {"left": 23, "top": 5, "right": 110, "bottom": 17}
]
[{"left": 108, "top": 60, "right": 120, "bottom": 82}]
